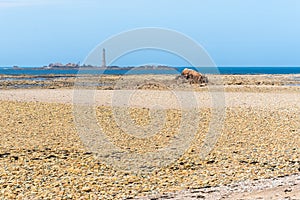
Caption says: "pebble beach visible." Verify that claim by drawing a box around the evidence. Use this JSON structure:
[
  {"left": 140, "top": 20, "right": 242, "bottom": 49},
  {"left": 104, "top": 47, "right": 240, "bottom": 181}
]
[{"left": 0, "top": 74, "right": 299, "bottom": 199}]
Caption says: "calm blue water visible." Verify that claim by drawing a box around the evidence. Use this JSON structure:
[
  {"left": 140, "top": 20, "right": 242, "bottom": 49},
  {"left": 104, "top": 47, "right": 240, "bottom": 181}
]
[{"left": 0, "top": 67, "right": 300, "bottom": 75}]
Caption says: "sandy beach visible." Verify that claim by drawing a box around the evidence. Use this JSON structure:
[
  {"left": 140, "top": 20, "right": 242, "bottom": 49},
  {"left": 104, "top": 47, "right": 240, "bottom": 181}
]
[{"left": 0, "top": 74, "right": 299, "bottom": 199}]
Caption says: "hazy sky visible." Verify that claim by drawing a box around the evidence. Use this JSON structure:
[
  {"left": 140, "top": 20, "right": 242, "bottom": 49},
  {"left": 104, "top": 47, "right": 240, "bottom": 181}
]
[{"left": 0, "top": 0, "right": 299, "bottom": 67}]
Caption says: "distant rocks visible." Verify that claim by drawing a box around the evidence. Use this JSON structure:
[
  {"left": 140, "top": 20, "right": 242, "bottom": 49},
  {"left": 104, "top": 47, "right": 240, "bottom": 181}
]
[{"left": 44, "top": 62, "right": 79, "bottom": 69}]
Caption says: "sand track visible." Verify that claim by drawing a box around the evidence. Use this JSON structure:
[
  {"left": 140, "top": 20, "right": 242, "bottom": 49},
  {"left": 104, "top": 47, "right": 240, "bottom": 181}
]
[
  {"left": 0, "top": 89, "right": 299, "bottom": 109},
  {"left": 135, "top": 173, "right": 300, "bottom": 199}
]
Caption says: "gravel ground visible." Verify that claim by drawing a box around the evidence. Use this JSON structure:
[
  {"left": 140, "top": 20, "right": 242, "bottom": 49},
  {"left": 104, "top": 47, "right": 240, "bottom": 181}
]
[{"left": 0, "top": 79, "right": 299, "bottom": 199}]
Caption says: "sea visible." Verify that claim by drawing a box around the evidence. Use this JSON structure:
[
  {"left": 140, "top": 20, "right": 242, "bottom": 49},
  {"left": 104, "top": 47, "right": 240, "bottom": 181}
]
[{"left": 0, "top": 67, "right": 300, "bottom": 76}]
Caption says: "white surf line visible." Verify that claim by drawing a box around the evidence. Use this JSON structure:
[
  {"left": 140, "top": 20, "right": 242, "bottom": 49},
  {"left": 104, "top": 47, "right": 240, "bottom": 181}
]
[{"left": 0, "top": 89, "right": 299, "bottom": 109}]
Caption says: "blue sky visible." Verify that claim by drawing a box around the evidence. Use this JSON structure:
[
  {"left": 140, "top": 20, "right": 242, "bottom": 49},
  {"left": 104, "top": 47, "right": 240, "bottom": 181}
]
[{"left": 0, "top": 0, "right": 299, "bottom": 67}]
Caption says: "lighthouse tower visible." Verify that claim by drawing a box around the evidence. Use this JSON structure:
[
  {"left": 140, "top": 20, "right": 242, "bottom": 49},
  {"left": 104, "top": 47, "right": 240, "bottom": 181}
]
[{"left": 101, "top": 48, "right": 106, "bottom": 68}]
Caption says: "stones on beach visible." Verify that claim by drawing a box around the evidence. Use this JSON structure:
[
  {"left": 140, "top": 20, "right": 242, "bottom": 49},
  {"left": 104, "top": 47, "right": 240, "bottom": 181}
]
[
  {"left": 1, "top": 74, "right": 300, "bottom": 92},
  {"left": 0, "top": 89, "right": 299, "bottom": 199}
]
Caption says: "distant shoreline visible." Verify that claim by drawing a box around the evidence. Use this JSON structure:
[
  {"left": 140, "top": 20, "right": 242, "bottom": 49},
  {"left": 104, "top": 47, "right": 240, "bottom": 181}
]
[
  {"left": 9, "top": 65, "right": 175, "bottom": 70},
  {"left": 1, "top": 66, "right": 300, "bottom": 75}
]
